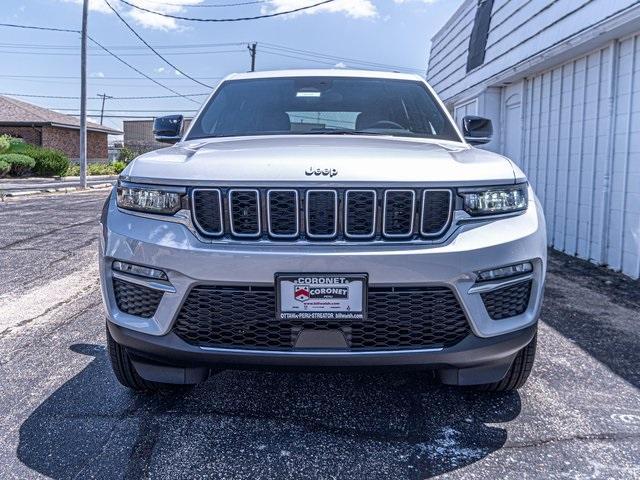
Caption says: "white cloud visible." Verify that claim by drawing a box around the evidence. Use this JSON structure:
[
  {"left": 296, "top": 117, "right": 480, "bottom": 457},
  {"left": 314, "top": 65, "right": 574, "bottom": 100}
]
[
  {"left": 60, "top": 0, "right": 111, "bottom": 14},
  {"left": 262, "top": 0, "right": 377, "bottom": 19},
  {"left": 334, "top": 62, "right": 347, "bottom": 68},
  {"left": 154, "top": 67, "right": 166, "bottom": 74},
  {"left": 57, "top": 0, "right": 204, "bottom": 31},
  {"left": 90, "top": 71, "right": 105, "bottom": 77},
  {"left": 174, "top": 70, "right": 183, "bottom": 76}
]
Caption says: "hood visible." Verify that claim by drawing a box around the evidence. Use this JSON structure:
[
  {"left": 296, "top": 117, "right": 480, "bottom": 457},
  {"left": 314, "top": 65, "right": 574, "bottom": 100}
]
[{"left": 121, "top": 135, "right": 520, "bottom": 187}]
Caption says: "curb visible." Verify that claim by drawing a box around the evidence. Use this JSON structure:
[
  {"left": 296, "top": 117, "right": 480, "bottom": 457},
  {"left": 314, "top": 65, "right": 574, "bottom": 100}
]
[
  {"left": 54, "top": 175, "right": 119, "bottom": 181},
  {"left": 3, "top": 183, "right": 114, "bottom": 198}
]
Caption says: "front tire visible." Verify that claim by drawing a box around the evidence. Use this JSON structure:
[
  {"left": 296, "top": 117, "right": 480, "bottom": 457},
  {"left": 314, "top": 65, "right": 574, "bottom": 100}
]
[
  {"left": 476, "top": 332, "right": 537, "bottom": 392},
  {"left": 106, "top": 326, "right": 179, "bottom": 392}
]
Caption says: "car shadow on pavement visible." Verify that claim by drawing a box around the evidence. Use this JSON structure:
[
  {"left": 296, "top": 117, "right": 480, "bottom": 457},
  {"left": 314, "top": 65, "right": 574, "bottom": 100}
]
[
  {"left": 543, "top": 251, "right": 640, "bottom": 389},
  {"left": 18, "top": 343, "right": 522, "bottom": 479}
]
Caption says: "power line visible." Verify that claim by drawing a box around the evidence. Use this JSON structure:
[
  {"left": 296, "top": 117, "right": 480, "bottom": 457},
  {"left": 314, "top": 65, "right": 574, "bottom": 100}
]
[
  {"left": 103, "top": 0, "right": 212, "bottom": 88},
  {"left": 0, "top": 41, "right": 247, "bottom": 50},
  {"left": 0, "top": 22, "right": 79, "bottom": 33},
  {"left": 56, "top": 108, "right": 200, "bottom": 112},
  {"left": 117, "top": 0, "right": 335, "bottom": 22},
  {"left": 0, "top": 48, "right": 245, "bottom": 57},
  {"left": 0, "top": 92, "right": 83, "bottom": 99},
  {"left": 0, "top": 91, "right": 209, "bottom": 99},
  {"left": 2, "top": 74, "right": 223, "bottom": 80},
  {"left": 0, "top": 22, "right": 206, "bottom": 101},
  {"left": 260, "top": 43, "right": 424, "bottom": 72},
  {"left": 87, "top": 36, "right": 201, "bottom": 103},
  {"left": 145, "top": 0, "right": 269, "bottom": 7},
  {"left": 76, "top": 114, "right": 186, "bottom": 118}
]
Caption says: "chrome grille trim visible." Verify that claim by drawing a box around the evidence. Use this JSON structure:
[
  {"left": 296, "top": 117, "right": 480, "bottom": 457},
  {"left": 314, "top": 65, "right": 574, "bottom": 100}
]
[
  {"left": 191, "top": 188, "right": 224, "bottom": 237},
  {"left": 228, "top": 189, "right": 261, "bottom": 238},
  {"left": 420, "top": 189, "right": 453, "bottom": 237},
  {"left": 305, "top": 189, "right": 338, "bottom": 239},
  {"left": 382, "top": 189, "right": 416, "bottom": 239},
  {"left": 344, "top": 189, "right": 377, "bottom": 239},
  {"left": 266, "top": 189, "right": 300, "bottom": 239}
]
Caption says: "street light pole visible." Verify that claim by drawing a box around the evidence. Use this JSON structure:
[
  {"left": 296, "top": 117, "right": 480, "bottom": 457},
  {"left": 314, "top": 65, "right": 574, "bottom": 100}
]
[{"left": 79, "top": 0, "right": 88, "bottom": 189}]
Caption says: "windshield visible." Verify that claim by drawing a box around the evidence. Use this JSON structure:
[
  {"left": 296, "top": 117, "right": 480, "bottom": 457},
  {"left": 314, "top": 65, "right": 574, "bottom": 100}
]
[{"left": 186, "top": 76, "right": 461, "bottom": 142}]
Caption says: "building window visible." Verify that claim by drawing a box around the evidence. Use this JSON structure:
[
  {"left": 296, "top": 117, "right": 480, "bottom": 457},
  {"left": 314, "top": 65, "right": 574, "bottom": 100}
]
[{"left": 467, "top": 0, "right": 494, "bottom": 72}]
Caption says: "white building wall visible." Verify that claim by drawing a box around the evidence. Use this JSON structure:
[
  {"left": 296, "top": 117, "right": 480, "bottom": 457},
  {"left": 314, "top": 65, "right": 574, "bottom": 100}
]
[
  {"left": 428, "top": 0, "right": 640, "bottom": 104},
  {"left": 428, "top": 1, "right": 640, "bottom": 278},
  {"left": 508, "top": 37, "right": 640, "bottom": 278}
]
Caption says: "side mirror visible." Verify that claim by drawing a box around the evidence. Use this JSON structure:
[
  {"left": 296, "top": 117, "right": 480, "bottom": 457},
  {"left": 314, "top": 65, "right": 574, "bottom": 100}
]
[
  {"left": 153, "top": 114, "right": 183, "bottom": 144},
  {"left": 462, "top": 115, "right": 492, "bottom": 145}
]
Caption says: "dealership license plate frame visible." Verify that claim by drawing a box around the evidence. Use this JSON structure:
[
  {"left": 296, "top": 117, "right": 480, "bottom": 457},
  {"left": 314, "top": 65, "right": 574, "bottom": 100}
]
[{"left": 276, "top": 273, "right": 368, "bottom": 321}]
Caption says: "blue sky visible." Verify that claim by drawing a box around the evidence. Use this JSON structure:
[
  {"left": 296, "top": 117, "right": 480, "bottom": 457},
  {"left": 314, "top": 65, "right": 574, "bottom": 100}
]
[{"left": 0, "top": 0, "right": 462, "bottom": 131}]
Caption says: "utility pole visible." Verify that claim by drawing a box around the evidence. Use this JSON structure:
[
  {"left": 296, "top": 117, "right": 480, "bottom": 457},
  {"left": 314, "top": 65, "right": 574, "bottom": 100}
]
[
  {"left": 98, "top": 93, "right": 113, "bottom": 125},
  {"left": 247, "top": 42, "right": 257, "bottom": 72},
  {"left": 79, "top": 0, "right": 89, "bottom": 189}
]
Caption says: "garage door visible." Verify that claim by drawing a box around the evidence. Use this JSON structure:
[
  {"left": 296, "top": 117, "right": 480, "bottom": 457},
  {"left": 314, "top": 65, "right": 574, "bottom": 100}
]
[{"left": 520, "top": 35, "right": 640, "bottom": 278}]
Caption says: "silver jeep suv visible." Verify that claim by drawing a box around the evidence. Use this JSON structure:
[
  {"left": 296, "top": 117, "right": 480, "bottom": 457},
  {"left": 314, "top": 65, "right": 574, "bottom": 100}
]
[{"left": 100, "top": 70, "right": 546, "bottom": 392}]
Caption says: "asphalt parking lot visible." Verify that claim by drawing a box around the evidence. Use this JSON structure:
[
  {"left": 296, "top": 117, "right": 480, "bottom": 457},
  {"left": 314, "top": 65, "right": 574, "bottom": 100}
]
[{"left": 0, "top": 190, "right": 639, "bottom": 479}]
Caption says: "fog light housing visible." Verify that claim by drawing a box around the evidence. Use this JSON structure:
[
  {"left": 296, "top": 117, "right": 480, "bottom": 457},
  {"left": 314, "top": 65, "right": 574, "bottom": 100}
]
[
  {"left": 112, "top": 261, "right": 168, "bottom": 281},
  {"left": 477, "top": 262, "right": 532, "bottom": 282}
]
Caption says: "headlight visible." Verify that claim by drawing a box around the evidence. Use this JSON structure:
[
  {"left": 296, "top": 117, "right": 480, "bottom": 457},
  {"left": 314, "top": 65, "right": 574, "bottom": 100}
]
[
  {"left": 461, "top": 184, "right": 528, "bottom": 216},
  {"left": 116, "top": 184, "right": 183, "bottom": 214}
]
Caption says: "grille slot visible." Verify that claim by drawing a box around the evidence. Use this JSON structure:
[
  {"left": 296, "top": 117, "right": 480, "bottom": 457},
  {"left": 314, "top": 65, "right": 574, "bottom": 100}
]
[
  {"left": 229, "top": 189, "right": 261, "bottom": 237},
  {"left": 421, "top": 190, "right": 452, "bottom": 237},
  {"left": 481, "top": 280, "right": 532, "bottom": 320},
  {"left": 173, "top": 285, "right": 470, "bottom": 350},
  {"left": 383, "top": 190, "right": 416, "bottom": 238},
  {"left": 192, "top": 189, "right": 223, "bottom": 236},
  {"left": 305, "top": 190, "right": 338, "bottom": 239},
  {"left": 267, "top": 190, "right": 299, "bottom": 238},
  {"left": 345, "top": 190, "right": 376, "bottom": 239},
  {"left": 113, "top": 278, "right": 163, "bottom": 318}
]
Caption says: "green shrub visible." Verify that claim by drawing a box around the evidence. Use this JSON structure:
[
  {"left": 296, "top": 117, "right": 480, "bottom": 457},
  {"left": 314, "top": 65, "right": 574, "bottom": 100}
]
[
  {"left": 117, "top": 147, "right": 137, "bottom": 163},
  {"left": 0, "top": 135, "right": 10, "bottom": 154},
  {"left": 64, "top": 162, "right": 124, "bottom": 176},
  {"left": 22, "top": 146, "right": 69, "bottom": 177},
  {"left": 88, "top": 163, "right": 113, "bottom": 175},
  {"left": 65, "top": 163, "right": 80, "bottom": 176},
  {"left": 7, "top": 137, "right": 27, "bottom": 153},
  {"left": 111, "top": 161, "right": 126, "bottom": 173},
  {"left": 0, "top": 160, "right": 9, "bottom": 177},
  {"left": 0, "top": 153, "right": 36, "bottom": 176}
]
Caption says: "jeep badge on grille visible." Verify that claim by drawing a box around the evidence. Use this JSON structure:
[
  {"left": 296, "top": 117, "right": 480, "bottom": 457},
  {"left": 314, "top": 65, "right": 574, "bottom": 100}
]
[{"left": 305, "top": 167, "right": 338, "bottom": 177}]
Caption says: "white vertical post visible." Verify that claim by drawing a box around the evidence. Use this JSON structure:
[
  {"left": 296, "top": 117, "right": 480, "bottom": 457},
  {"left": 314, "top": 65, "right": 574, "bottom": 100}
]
[{"left": 79, "top": 0, "right": 88, "bottom": 189}]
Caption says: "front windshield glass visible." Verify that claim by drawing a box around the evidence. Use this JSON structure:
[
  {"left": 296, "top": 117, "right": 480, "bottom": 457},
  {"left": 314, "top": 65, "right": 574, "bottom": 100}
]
[{"left": 186, "top": 76, "right": 461, "bottom": 141}]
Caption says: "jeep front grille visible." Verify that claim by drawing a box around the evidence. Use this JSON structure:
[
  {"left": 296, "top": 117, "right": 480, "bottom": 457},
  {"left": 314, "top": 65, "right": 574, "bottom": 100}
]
[
  {"left": 192, "top": 187, "right": 453, "bottom": 241},
  {"left": 173, "top": 285, "right": 470, "bottom": 350}
]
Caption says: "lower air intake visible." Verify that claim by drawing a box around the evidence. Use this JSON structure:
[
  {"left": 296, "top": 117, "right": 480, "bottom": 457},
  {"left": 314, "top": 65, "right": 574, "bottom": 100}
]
[
  {"left": 481, "top": 280, "right": 532, "bottom": 320},
  {"left": 173, "top": 285, "right": 470, "bottom": 350},
  {"left": 113, "top": 278, "right": 163, "bottom": 318}
]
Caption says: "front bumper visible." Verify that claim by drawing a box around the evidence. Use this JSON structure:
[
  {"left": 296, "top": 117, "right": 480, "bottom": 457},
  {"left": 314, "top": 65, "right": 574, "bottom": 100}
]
[
  {"left": 100, "top": 186, "right": 546, "bottom": 340},
  {"left": 108, "top": 321, "right": 538, "bottom": 385}
]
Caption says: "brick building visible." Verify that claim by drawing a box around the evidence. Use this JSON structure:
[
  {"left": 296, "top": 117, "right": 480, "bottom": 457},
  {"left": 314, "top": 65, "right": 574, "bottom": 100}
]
[
  {"left": 0, "top": 96, "right": 121, "bottom": 162},
  {"left": 123, "top": 118, "right": 192, "bottom": 154}
]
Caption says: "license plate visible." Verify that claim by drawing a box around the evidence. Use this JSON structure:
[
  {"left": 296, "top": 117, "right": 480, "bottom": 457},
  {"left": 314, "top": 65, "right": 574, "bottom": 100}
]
[{"left": 276, "top": 273, "right": 367, "bottom": 321}]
